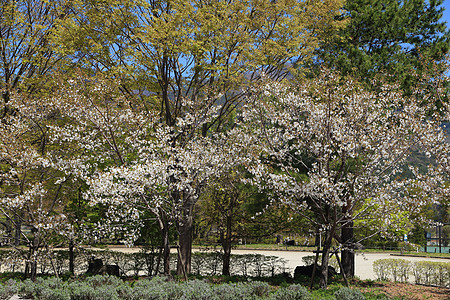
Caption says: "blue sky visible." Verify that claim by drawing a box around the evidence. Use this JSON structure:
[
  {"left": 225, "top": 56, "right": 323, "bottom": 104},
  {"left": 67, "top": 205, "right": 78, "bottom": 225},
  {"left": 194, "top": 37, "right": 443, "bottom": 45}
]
[{"left": 443, "top": 1, "right": 450, "bottom": 27}]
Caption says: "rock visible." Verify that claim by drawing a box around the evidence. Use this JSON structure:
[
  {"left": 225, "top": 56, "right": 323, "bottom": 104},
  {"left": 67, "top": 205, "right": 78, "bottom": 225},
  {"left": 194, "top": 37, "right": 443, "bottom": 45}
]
[
  {"left": 98, "top": 264, "right": 120, "bottom": 276},
  {"left": 86, "top": 257, "right": 120, "bottom": 276},
  {"left": 284, "top": 239, "right": 295, "bottom": 246},
  {"left": 294, "top": 264, "right": 337, "bottom": 279}
]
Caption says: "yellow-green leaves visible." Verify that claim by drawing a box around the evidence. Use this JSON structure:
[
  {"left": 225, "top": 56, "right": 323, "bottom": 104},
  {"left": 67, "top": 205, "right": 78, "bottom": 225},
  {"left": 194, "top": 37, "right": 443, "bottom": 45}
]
[{"left": 53, "top": 0, "right": 345, "bottom": 126}]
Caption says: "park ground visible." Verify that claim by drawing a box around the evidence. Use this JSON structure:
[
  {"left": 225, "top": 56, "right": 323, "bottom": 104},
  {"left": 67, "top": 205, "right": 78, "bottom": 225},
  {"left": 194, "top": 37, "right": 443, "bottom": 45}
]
[{"left": 99, "top": 245, "right": 450, "bottom": 299}]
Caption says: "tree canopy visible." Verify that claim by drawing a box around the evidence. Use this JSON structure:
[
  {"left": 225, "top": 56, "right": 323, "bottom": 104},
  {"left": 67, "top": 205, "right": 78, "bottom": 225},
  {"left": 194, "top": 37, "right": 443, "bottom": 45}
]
[{"left": 317, "top": 0, "right": 450, "bottom": 92}]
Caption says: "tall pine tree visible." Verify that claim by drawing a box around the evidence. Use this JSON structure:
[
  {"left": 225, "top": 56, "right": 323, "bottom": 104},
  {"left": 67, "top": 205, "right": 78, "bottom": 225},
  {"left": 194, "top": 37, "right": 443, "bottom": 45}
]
[{"left": 318, "top": 0, "right": 449, "bottom": 92}]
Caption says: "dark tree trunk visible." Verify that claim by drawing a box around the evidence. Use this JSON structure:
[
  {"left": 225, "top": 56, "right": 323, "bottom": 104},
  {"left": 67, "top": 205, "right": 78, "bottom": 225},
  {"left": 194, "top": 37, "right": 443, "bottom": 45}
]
[
  {"left": 24, "top": 258, "right": 29, "bottom": 280},
  {"left": 341, "top": 220, "right": 355, "bottom": 278},
  {"left": 177, "top": 215, "right": 193, "bottom": 276},
  {"left": 69, "top": 239, "right": 75, "bottom": 275},
  {"left": 29, "top": 235, "right": 39, "bottom": 281},
  {"left": 341, "top": 200, "right": 355, "bottom": 278},
  {"left": 156, "top": 208, "right": 172, "bottom": 277},
  {"left": 30, "top": 260, "right": 37, "bottom": 281},
  {"left": 161, "top": 222, "right": 171, "bottom": 277},
  {"left": 177, "top": 195, "right": 195, "bottom": 276},
  {"left": 14, "top": 218, "right": 21, "bottom": 246},
  {"left": 221, "top": 215, "right": 233, "bottom": 276},
  {"left": 319, "top": 233, "right": 333, "bottom": 289}
]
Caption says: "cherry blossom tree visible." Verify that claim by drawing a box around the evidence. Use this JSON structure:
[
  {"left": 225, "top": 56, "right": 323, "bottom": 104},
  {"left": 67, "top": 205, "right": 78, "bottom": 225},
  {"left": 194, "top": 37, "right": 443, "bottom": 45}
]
[
  {"left": 38, "top": 73, "right": 250, "bottom": 276},
  {"left": 56, "top": 0, "right": 347, "bottom": 276},
  {"left": 39, "top": 75, "right": 175, "bottom": 274},
  {"left": 0, "top": 93, "right": 73, "bottom": 280},
  {"left": 243, "top": 71, "right": 450, "bottom": 288}
]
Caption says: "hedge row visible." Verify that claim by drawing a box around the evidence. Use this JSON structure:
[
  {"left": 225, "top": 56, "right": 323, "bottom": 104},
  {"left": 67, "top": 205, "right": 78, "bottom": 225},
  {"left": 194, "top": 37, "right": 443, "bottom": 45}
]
[
  {"left": 0, "top": 275, "right": 366, "bottom": 300},
  {"left": 373, "top": 258, "right": 450, "bottom": 287},
  {"left": 0, "top": 249, "right": 289, "bottom": 278}
]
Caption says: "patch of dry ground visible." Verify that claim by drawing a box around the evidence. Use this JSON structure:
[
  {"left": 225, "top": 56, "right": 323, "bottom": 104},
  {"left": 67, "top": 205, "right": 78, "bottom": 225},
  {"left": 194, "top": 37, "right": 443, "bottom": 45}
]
[{"left": 357, "top": 281, "right": 450, "bottom": 299}]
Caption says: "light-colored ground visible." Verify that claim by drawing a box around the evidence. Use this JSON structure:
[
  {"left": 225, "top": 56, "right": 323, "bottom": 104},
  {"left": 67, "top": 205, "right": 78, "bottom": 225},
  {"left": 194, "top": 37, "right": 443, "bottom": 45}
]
[{"left": 106, "top": 246, "right": 448, "bottom": 280}]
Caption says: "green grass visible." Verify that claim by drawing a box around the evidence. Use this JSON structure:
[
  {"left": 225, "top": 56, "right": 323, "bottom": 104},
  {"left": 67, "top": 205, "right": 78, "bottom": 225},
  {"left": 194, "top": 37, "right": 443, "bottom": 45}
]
[{"left": 390, "top": 251, "right": 450, "bottom": 258}]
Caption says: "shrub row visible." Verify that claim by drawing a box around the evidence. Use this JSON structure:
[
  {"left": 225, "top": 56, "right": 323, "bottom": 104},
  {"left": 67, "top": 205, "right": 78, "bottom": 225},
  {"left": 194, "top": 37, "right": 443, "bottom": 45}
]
[
  {"left": 373, "top": 258, "right": 450, "bottom": 287},
  {"left": 0, "top": 275, "right": 365, "bottom": 300},
  {"left": 0, "top": 249, "right": 289, "bottom": 278},
  {"left": 191, "top": 253, "right": 289, "bottom": 277}
]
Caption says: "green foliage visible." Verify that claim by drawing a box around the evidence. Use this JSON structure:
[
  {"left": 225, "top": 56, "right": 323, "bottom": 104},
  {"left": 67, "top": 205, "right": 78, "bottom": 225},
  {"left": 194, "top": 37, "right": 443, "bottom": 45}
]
[
  {"left": 0, "top": 279, "right": 18, "bottom": 300},
  {"left": 373, "top": 258, "right": 450, "bottom": 287},
  {"left": 413, "top": 261, "right": 450, "bottom": 287},
  {"left": 409, "top": 226, "right": 427, "bottom": 246},
  {"left": 0, "top": 0, "right": 73, "bottom": 96},
  {"left": 196, "top": 170, "right": 311, "bottom": 248},
  {"left": 373, "top": 259, "right": 412, "bottom": 282},
  {"left": 2, "top": 275, "right": 311, "bottom": 300},
  {"left": 334, "top": 287, "right": 365, "bottom": 300},
  {"left": 56, "top": 0, "right": 345, "bottom": 127},
  {"left": 318, "top": 0, "right": 450, "bottom": 93},
  {"left": 272, "top": 284, "right": 311, "bottom": 300}
]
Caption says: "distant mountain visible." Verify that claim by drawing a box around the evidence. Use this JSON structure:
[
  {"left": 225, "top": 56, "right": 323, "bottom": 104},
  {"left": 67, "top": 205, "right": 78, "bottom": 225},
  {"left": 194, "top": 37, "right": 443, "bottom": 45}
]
[{"left": 400, "top": 121, "right": 449, "bottom": 178}]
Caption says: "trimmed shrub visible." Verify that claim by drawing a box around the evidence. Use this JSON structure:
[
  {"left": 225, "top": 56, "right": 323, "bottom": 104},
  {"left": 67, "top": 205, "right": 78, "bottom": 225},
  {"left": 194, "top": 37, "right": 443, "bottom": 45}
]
[
  {"left": 334, "top": 287, "right": 365, "bottom": 300},
  {"left": 272, "top": 284, "right": 311, "bottom": 300},
  {"left": 246, "top": 281, "right": 271, "bottom": 297},
  {"left": 0, "top": 279, "right": 18, "bottom": 300},
  {"left": 372, "top": 258, "right": 411, "bottom": 282},
  {"left": 178, "top": 279, "right": 217, "bottom": 300},
  {"left": 1, "top": 275, "right": 325, "bottom": 300},
  {"left": 413, "top": 261, "right": 450, "bottom": 287},
  {"left": 374, "top": 258, "right": 450, "bottom": 287},
  {"left": 373, "top": 259, "right": 389, "bottom": 281},
  {"left": 213, "top": 282, "right": 253, "bottom": 300},
  {"left": 0, "top": 249, "right": 289, "bottom": 278},
  {"left": 213, "top": 281, "right": 272, "bottom": 300}
]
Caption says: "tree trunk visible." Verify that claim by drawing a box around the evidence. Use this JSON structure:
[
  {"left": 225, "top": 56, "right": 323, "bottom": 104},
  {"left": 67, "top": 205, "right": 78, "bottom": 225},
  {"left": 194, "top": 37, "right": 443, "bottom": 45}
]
[
  {"left": 221, "top": 216, "right": 233, "bottom": 276},
  {"left": 29, "top": 243, "right": 38, "bottom": 281},
  {"left": 28, "top": 260, "right": 37, "bottom": 281},
  {"left": 24, "top": 257, "right": 29, "bottom": 280},
  {"left": 161, "top": 223, "right": 171, "bottom": 277},
  {"left": 177, "top": 194, "right": 195, "bottom": 276},
  {"left": 341, "top": 221, "right": 355, "bottom": 278},
  {"left": 156, "top": 209, "right": 172, "bottom": 277},
  {"left": 341, "top": 200, "right": 355, "bottom": 278},
  {"left": 319, "top": 233, "right": 333, "bottom": 289},
  {"left": 14, "top": 217, "right": 21, "bottom": 246},
  {"left": 177, "top": 215, "right": 193, "bottom": 276},
  {"left": 69, "top": 239, "right": 74, "bottom": 275},
  {"left": 30, "top": 259, "right": 37, "bottom": 281}
]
